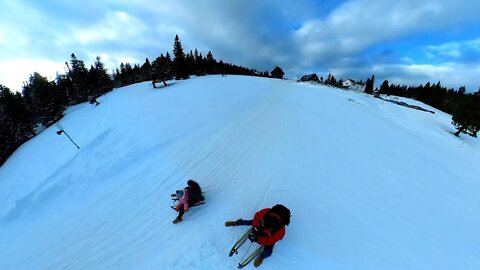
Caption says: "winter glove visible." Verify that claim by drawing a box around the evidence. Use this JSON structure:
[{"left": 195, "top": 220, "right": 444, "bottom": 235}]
[{"left": 248, "top": 231, "right": 258, "bottom": 242}]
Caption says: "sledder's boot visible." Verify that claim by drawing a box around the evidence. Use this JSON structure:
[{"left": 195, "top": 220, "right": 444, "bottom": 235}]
[
  {"left": 173, "top": 217, "right": 182, "bottom": 224},
  {"left": 225, "top": 221, "right": 237, "bottom": 227},
  {"left": 254, "top": 256, "right": 263, "bottom": 267}
]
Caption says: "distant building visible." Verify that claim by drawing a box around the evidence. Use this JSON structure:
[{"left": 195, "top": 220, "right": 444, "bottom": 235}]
[
  {"left": 271, "top": 66, "right": 285, "bottom": 79},
  {"left": 342, "top": 79, "right": 365, "bottom": 92},
  {"left": 298, "top": 74, "right": 320, "bottom": 82}
]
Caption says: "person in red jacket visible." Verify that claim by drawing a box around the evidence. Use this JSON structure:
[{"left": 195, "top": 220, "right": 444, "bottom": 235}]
[{"left": 225, "top": 204, "right": 290, "bottom": 267}]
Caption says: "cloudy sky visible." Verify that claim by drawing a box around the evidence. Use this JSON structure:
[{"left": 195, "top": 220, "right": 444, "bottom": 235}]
[{"left": 1, "top": 0, "right": 480, "bottom": 92}]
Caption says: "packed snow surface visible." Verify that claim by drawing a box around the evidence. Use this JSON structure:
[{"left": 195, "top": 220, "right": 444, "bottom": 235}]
[{"left": 1, "top": 75, "right": 479, "bottom": 270}]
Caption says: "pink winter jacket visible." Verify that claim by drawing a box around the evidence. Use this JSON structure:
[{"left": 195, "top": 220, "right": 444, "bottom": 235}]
[{"left": 175, "top": 188, "right": 189, "bottom": 211}]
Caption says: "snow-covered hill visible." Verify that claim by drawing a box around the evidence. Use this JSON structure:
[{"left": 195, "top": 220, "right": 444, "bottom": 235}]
[{"left": 1, "top": 75, "right": 479, "bottom": 270}]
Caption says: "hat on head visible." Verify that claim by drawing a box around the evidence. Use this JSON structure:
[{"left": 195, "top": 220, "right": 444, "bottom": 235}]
[
  {"left": 175, "top": 190, "right": 184, "bottom": 198},
  {"left": 263, "top": 214, "right": 281, "bottom": 229}
]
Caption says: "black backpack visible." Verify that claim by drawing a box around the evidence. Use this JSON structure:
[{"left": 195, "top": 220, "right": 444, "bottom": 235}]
[
  {"left": 268, "top": 204, "right": 291, "bottom": 226},
  {"left": 186, "top": 180, "right": 204, "bottom": 203}
]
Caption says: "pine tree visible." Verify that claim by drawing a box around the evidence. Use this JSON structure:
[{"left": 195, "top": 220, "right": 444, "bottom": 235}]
[
  {"left": 141, "top": 58, "right": 152, "bottom": 81},
  {"left": 337, "top": 79, "right": 344, "bottom": 87},
  {"left": 186, "top": 50, "right": 195, "bottom": 75},
  {"left": 132, "top": 64, "right": 142, "bottom": 83},
  {"left": 326, "top": 73, "right": 332, "bottom": 84},
  {"left": 22, "top": 72, "right": 65, "bottom": 126},
  {"left": 55, "top": 76, "right": 72, "bottom": 110},
  {"left": 0, "top": 85, "right": 35, "bottom": 165},
  {"left": 193, "top": 49, "right": 203, "bottom": 75},
  {"left": 65, "top": 53, "right": 89, "bottom": 104},
  {"left": 452, "top": 94, "right": 480, "bottom": 137},
  {"left": 329, "top": 74, "right": 337, "bottom": 86},
  {"left": 173, "top": 35, "right": 189, "bottom": 79},
  {"left": 206, "top": 51, "right": 216, "bottom": 74},
  {"left": 430, "top": 81, "right": 446, "bottom": 109},
  {"left": 152, "top": 53, "right": 173, "bottom": 86},
  {"left": 118, "top": 62, "right": 134, "bottom": 85},
  {"left": 379, "top": 80, "right": 389, "bottom": 94},
  {"left": 364, "top": 75, "right": 375, "bottom": 94},
  {"left": 88, "top": 65, "right": 99, "bottom": 98},
  {"left": 165, "top": 52, "right": 173, "bottom": 78},
  {"left": 93, "top": 56, "right": 113, "bottom": 96}
]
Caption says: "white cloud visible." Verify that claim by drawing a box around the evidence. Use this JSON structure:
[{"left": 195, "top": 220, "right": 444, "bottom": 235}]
[
  {"left": 0, "top": 25, "right": 29, "bottom": 50},
  {"left": 71, "top": 11, "right": 149, "bottom": 45},
  {"left": 404, "top": 63, "right": 480, "bottom": 90},
  {"left": 84, "top": 52, "right": 143, "bottom": 73},
  {"left": 0, "top": 59, "right": 65, "bottom": 92},
  {"left": 351, "top": 62, "right": 480, "bottom": 91},
  {"left": 404, "top": 64, "right": 454, "bottom": 78},
  {"left": 293, "top": 0, "right": 480, "bottom": 66},
  {"left": 2, "top": 0, "right": 480, "bottom": 92},
  {"left": 425, "top": 37, "right": 480, "bottom": 59},
  {"left": 401, "top": 57, "right": 414, "bottom": 64}
]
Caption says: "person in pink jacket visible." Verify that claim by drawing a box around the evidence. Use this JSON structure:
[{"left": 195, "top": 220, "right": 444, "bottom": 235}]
[{"left": 173, "top": 180, "right": 204, "bottom": 224}]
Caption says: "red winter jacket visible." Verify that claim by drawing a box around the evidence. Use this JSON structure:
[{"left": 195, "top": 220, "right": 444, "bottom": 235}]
[
  {"left": 175, "top": 188, "right": 189, "bottom": 211},
  {"left": 252, "top": 208, "right": 286, "bottom": 246}
]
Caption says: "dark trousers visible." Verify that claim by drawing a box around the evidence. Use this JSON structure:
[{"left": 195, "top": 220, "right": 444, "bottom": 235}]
[
  {"left": 176, "top": 197, "right": 200, "bottom": 219},
  {"left": 176, "top": 204, "right": 186, "bottom": 219},
  {"left": 235, "top": 219, "right": 275, "bottom": 259}
]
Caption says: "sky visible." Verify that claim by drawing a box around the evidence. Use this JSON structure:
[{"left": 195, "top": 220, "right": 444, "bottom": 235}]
[{"left": 1, "top": 0, "right": 480, "bottom": 92}]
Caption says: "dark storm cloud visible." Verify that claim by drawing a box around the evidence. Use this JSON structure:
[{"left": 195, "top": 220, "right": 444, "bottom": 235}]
[{"left": 1, "top": 0, "right": 480, "bottom": 91}]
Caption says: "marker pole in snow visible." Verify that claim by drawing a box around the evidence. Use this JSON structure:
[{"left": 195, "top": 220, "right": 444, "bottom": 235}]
[{"left": 56, "top": 129, "right": 80, "bottom": 149}]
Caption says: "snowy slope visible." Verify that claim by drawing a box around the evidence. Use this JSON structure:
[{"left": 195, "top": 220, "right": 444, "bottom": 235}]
[{"left": 0, "top": 75, "right": 479, "bottom": 270}]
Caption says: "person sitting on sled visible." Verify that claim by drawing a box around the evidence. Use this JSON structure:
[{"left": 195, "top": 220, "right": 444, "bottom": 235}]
[
  {"left": 225, "top": 204, "right": 291, "bottom": 267},
  {"left": 172, "top": 179, "right": 204, "bottom": 224}
]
